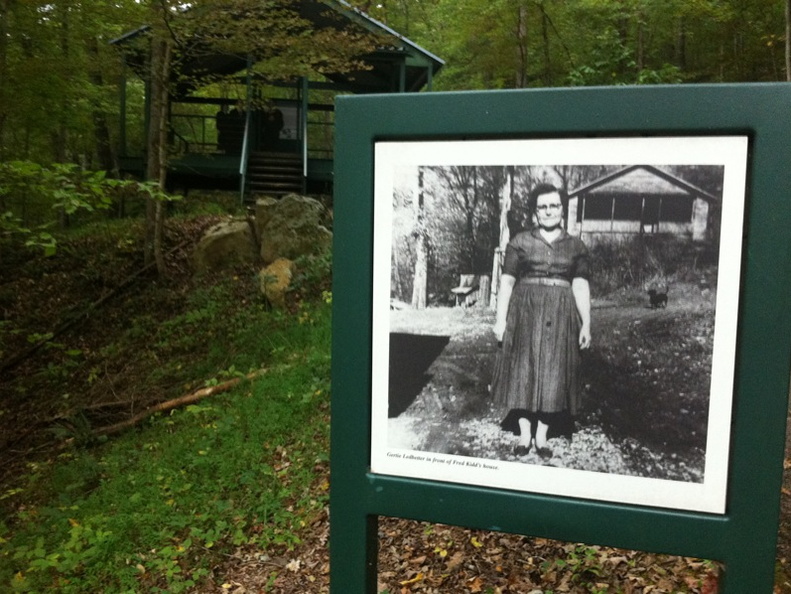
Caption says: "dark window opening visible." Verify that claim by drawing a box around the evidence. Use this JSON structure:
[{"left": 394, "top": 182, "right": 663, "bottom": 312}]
[
  {"left": 578, "top": 195, "right": 613, "bottom": 221},
  {"left": 578, "top": 193, "right": 694, "bottom": 224}
]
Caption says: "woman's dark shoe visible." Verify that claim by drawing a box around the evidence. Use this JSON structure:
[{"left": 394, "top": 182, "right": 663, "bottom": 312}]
[
  {"left": 536, "top": 446, "right": 552, "bottom": 460},
  {"left": 514, "top": 443, "right": 532, "bottom": 456}
]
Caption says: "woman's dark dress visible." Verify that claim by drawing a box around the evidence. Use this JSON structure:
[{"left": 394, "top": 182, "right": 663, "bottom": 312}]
[{"left": 492, "top": 228, "right": 589, "bottom": 420}]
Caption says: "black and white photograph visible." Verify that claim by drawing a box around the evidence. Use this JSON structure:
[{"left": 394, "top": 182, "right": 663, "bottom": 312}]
[{"left": 370, "top": 137, "right": 748, "bottom": 513}]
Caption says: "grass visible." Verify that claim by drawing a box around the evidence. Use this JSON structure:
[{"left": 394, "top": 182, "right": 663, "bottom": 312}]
[{"left": 0, "top": 240, "right": 333, "bottom": 592}]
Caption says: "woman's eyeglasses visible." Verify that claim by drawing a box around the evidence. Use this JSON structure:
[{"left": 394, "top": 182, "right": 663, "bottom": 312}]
[{"left": 535, "top": 204, "right": 562, "bottom": 212}]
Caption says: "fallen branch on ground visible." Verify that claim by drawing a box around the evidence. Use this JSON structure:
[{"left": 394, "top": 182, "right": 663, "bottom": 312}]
[{"left": 93, "top": 369, "right": 266, "bottom": 437}]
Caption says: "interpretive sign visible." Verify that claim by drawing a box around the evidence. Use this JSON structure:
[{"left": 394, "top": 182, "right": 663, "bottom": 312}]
[
  {"left": 371, "top": 136, "right": 748, "bottom": 514},
  {"left": 331, "top": 84, "right": 791, "bottom": 593}
]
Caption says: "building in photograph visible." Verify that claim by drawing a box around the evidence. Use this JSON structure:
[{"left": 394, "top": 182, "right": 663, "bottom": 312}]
[{"left": 567, "top": 165, "right": 717, "bottom": 244}]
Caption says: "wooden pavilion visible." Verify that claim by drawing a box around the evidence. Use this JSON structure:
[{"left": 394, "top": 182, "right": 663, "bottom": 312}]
[{"left": 111, "top": 0, "right": 443, "bottom": 201}]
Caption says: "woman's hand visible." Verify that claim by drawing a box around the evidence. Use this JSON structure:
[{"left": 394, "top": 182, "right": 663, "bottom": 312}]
[
  {"left": 572, "top": 278, "right": 591, "bottom": 350},
  {"left": 579, "top": 324, "right": 591, "bottom": 350}
]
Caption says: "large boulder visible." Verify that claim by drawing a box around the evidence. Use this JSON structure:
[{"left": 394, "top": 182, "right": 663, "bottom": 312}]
[
  {"left": 255, "top": 194, "right": 332, "bottom": 264},
  {"left": 192, "top": 219, "right": 257, "bottom": 273},
  {"left": 259, "top": 258, "right": 296, "bottom": 308}
]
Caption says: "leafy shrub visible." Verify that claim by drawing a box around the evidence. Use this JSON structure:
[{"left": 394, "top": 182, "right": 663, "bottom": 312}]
[
  {"left": 587, "top": 234, "right": 715, "bottom": 297},
  {"left": 0, "top": 161, "right": 175, "bottom": 256}
]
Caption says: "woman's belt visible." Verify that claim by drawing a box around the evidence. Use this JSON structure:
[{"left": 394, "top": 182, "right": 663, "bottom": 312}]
[{"left": 520, "top": 276, "right": 570, "bottom": 287}]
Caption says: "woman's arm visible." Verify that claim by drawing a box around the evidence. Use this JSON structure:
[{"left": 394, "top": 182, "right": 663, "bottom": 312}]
[
  {"left": 572, "top": 277, "right": 591, "bottom": 349},
  {"left": 493, "top": 274, "right": 516, "bottom": 342}
]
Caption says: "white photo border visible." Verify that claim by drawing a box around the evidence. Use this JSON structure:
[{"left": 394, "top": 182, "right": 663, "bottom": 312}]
[{"left": 370, "top": 136, "right": 749, "bottom": 515}]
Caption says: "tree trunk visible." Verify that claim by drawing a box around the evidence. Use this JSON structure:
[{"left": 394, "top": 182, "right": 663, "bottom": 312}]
[
  {"left": 515, "top": 2, "right": 528, "bottom": 87},
  {"left": 0, "top": 0, "right": 11, "bottom": 159},
  {"left": 636, "top": 19, "right": 644, "bottom": 73},
  {"left": 54, "top": 0, "right": 70, "bottom": 165},
  {"left": 154, "top": 200, "right": 166, "bottom": 273},
  {"left": 498, "top": 166, "right": 514, "bottom": 252},
  {"left": 540, "top": 3, "right": 551, "bottom": 85},
  {"left": 87, "top": 37, "right": 117, "bottom": 173},
  {"left": 491, "top": 166, "right": 514, "bottom": 309},
  {"left": 411, "top": 233, "right": 427, "bottom": 309},
  {"left": 675, "top": 16, "right": 687, "bottom": 70},
  {"left": 54, "top": 0, "right": 71, "bottom": 229},
  {"left": 145, "top": 31, "right": 172, "bottom": 273},
  {"left": 786, "top": 0, "right": 791, "bottom": 81},
  {"left": 465, "top": 168, "right": 477, "bottom": 271}
]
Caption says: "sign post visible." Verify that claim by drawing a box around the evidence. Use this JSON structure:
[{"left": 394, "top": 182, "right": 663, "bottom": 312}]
[{"left": 330, "top": 84, "right": 791, "bottom": 592}]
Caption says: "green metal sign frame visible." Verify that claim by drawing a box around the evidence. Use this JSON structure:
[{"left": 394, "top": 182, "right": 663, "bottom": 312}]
[{"left": 330, "top": 84, "right": 791, "bottom": 592}]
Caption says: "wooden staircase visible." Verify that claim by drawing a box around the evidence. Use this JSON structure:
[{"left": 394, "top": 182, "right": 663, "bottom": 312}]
[{"left": 245, "top": 151, "right": 303, "bottom": 200}]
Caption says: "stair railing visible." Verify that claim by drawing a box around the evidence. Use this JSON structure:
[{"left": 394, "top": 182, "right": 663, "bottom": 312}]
[
  {"left": 239, "top": 54, "right": 254, "bottom": 206},
  {"left": 238, "top": 107, "right": 252, "bottom": 206}
]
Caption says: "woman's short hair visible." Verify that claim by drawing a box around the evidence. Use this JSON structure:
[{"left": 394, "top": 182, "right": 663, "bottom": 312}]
[{"left": 527, "top": 183, "right": 568, "bottom": 212}]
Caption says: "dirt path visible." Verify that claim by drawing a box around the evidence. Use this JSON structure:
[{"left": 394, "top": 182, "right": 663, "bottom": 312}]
[{"left": 388, "top": 290, "right": 714, "bottom": 481}]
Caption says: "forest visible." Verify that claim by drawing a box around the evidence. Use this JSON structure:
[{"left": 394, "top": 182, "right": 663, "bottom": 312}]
[
  {"left": 0, "top": 0, "right": 788, "bottom": 167},
  {"left": 1, "top": 1, "right": 791, "bottom": 593}
]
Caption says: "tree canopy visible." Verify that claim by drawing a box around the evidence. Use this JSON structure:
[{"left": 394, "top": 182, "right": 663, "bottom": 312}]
[
  {"left": 354, "top": 0, "right": 789, "bottom": 89},
  {"left": 0, "top": 0, "right": 787, "bottom": 168}
]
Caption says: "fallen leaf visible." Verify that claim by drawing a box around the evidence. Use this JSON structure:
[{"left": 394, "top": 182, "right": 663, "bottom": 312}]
[
  {"left": 445, "top": 551, "right": 465, "bottom": 572},
  {"left": 399, "top": 572, "right": 424, "bottom": 585},
  {"left": 701, "top": 573, "right": 719, "bottom": 594},
  {"left": 286, "top": 559, "right": 301, "bottom": 572}
]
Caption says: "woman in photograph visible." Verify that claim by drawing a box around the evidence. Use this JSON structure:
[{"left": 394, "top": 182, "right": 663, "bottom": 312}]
[{"left": 492, "top": 183, "right": 591, "bottom": 459}]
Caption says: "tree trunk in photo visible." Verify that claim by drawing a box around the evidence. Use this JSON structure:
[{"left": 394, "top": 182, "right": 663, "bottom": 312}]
[
  {"left": 411, "top": 233, "right": 427, "bottom": 309},
  {"left": 411, "top": 169, "right": 428, "bottom": 310},
  {"left": 491, "top": 166, "right": 513, "bottom": 309},
  {"left": 498, "top": 166, "right": 514, "bottom": 251},
  {"left": 145, "top": 32, "right": 172, "bottom": 274},
  {"left": 465, "top": 167, "right": 478, "bottom": 271},
  {"left": 479, "top": 274, "right": 491, "bottom": 308}
]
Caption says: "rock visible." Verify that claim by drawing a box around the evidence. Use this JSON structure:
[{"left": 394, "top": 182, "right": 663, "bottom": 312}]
[
  {"left": 192, "top": 219, "right": 257, "bottom": 273},
  {"left": 260, "top": 258, "right": 296, "bottom": 308},
  {"left": 255, "top": 194, "right": 332, "bottom": 264},
  {"left": 255, "top": 196, "right": 279, "bottom": 230}
]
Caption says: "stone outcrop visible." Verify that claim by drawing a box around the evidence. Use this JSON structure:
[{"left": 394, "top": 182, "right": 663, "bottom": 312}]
[
  {"left": 192, "top": 195, "right": 332, "bottom": 307},
  {"left": 192, "top": 219, "right": 257, "bottom": 273},
  {"left": 255, "top": 194, "right": 332, "bottom": 264}
]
